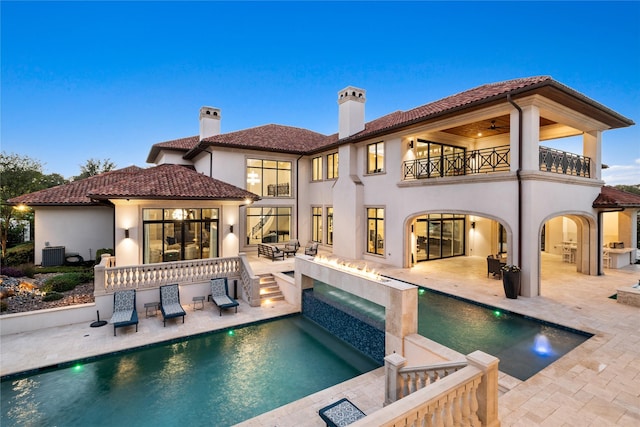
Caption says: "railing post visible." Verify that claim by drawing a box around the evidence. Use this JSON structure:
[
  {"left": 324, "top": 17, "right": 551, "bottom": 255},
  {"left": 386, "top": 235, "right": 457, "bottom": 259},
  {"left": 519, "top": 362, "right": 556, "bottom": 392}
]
[
  {"left": 384, "top": 353, "right": 407, "bottom": 405},
  {"left": 466, "top": 350, "right": 500, "bottom": 427},
  {"left": 93, "top": 254, "right": 111, "bottom": 297}
]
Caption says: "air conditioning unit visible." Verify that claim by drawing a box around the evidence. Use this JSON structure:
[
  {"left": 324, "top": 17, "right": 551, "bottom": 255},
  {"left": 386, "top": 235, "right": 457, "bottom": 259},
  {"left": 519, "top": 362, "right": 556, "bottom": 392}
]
[{"left": 42, "top": 246, "right": 65, "bottom": 267}]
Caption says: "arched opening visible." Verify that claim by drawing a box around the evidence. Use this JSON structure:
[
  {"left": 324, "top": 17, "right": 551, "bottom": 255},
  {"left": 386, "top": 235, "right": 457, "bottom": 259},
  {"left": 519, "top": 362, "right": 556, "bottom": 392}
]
[
  {"left": 406, "top": 212, "right": 512, "bottom": 267},
  {"left": 539, "top": 213, "right": 595, "bottom": 295}
]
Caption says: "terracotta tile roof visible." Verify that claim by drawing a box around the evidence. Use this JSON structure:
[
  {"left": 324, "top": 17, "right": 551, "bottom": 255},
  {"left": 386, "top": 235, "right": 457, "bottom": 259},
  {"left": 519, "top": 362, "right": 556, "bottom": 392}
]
[
  {"left": 593, "top": 186, "right": 640, "bottom": 208},
  {"left": 149, "top": 76, "right": 634, "bottom": 158},
  {"left": 88, "top": 164, "right": 259, "bottom": 201},
  {"left": 184, "top": 124, "right": 330, "bottom": 159},
  {"left": 8, "top": 166, "right": 143, "bottom": 206},
  {"left": 146, "top": 135, "right": 200, "bottom": 163},
  {"left": 8, "top": 165, "right": 259, "bottom": 206}
]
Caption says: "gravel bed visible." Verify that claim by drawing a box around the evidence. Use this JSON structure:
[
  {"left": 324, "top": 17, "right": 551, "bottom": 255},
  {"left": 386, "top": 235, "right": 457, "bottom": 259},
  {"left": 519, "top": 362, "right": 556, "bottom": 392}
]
[{"left": 0, "top": 274, "right": 95, "bottom": 315}]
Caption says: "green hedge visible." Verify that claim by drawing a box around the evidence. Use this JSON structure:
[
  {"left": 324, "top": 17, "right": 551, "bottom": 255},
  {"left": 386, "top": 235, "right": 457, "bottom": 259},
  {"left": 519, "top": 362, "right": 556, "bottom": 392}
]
[
  {"left": 41, "top": 272, "right": 93, "bottom": 293},
  {"left": 42, "top": 292, "right": 64, "bottom": 302},
  {"left": 3, "top": 242, "right": 34, "bottom": 266}
]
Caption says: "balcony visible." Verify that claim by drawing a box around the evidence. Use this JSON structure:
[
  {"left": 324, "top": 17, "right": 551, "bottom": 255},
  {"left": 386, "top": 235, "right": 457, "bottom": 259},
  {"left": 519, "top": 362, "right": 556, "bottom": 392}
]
[{"left": 402, "top": 145, "right": 591, "bottom": 180}]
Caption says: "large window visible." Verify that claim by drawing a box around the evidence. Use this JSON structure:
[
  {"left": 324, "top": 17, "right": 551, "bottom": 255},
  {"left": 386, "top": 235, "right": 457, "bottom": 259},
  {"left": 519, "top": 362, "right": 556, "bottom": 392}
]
[
  {"left": 247, "top": 159, "right": 292, "bottom": 197},
  {"left": 414, "top": 214, "right": 465, "bottom": 262},
  {"left": 326, "top": 207, "right": 334, "bottom": 245},
  {"left": 367, "top": 142, "right": 384, "bottom": 174},
  {"left": 327, "top": 152, "right": 339, "bottom": 179},
  {"left": 311, "top": 157, "right": 322, "bottom": 181},
  {"left": 367, "top": 207, "right": 385, "bottom": 255},
  {"left": 143, "top": 208, "right": 218, "bottom": 264},
  {"left": 312, "top": 207, "right": 322, "bottom": 243},
  {"left": 246, "top": 206, "right": 291, "bottom": 245},
  {"left": 415, "top": 140, "right": 465, "bottom": 177}
]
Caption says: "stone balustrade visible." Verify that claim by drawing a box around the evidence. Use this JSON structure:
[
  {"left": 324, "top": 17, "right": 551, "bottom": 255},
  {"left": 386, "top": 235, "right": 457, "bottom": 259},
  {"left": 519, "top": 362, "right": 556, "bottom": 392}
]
[
  {"left": 94, "top": 253, "right": 261, "bottom": 306},
  {"left": 369, "top": 350, "right": 500, "bottom": 427}
]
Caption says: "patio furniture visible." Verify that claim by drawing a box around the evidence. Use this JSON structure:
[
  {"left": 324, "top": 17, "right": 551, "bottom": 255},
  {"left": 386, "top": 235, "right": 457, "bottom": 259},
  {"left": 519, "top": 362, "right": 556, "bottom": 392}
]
[
  {"left": 109, "top": 289, "right": 138, "bottom": 336},
  {"left": 487, "top": 255, "right": 504, "bottom": 279},
  {"left": 209, "top": 277, "right": 239, "bottom": 316},
  {"left": 318, "top": 398, "right": 366, "bottom": 427},
  {"left": 257, "top": 243, "right": 285, "bottom": 261},
  {"left": 159, "top": 284, "right": 186, "bottom": 326},
  {"left": 304, "top": 242, "right": 318, "bottom": 256},
  {"left": 285, "top": 239, "right": 300, "bottom": 252}
]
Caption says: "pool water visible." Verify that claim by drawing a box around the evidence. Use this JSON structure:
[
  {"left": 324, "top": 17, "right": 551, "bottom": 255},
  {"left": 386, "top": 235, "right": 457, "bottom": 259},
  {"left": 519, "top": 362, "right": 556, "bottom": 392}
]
[
  {"left": 306, "top": 281, "right": 591, "bottom": 381},
  {"left": 1, "top": 316, "right": 379, "bottom": 427},
  {"left": 417, "top": 288, "right": 591, "bottom": 380}
]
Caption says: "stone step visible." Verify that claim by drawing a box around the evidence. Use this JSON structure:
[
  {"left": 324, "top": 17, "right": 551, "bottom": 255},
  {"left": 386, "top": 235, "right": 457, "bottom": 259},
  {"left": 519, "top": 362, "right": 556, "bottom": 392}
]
[{"left": 257, "top": 273, "right": 284, "bottom": 303}]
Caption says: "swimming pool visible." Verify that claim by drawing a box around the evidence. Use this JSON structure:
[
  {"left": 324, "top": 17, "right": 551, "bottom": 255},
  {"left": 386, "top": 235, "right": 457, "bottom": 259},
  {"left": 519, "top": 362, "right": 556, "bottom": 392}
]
[
  {"left": 306, "top": 280, "right": 591, "bottom": 381},
  {"left": 416, "top": 288, "right": 591, "bottom": 380},
  {"left": 1, "top": 316, "right": 379, "bottom": 427}
]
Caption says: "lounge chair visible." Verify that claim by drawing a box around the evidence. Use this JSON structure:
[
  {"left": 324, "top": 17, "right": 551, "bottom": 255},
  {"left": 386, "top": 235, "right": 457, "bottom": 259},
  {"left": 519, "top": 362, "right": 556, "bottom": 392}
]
[
  {"left": 210, "top": 277, "right": 240, "bottom": 316},
  {"left": 109, "top": 289, "right": 138, "bottom": 336},
  {"left": 159, "top": 284, "right": 186, "bottom": 326},
  {"left": 304, "top": 241, "right": 318, "bottom": 256}
]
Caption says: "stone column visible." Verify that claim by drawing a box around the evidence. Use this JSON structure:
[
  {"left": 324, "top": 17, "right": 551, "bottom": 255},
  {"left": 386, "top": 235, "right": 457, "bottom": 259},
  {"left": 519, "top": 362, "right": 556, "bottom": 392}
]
[
  {"left": 384, "top": 353, "right": 407, "bottom": 405},
  {"left": 466, "top": 350, "right": 500, "bottom": 427}
]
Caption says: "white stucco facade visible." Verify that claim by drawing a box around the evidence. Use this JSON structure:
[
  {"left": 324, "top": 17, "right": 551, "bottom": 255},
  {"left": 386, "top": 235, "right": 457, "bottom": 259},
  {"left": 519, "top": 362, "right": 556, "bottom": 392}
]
[{"left": 34, "top": 206, "right": 113, "bottom": 265}]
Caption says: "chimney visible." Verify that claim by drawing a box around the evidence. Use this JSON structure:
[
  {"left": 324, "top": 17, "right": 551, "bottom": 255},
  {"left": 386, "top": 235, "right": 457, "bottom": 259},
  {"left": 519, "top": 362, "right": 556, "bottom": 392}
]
[
  {"left": 199, "top": 106, "right": 221, "bottom": 140},
  {"left": 337, "top": 86, "right": 366, "bottom": 139}
]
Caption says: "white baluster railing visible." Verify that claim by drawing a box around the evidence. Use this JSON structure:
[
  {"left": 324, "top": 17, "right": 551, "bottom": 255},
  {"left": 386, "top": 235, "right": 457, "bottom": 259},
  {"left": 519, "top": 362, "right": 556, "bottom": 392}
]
[
  {"left": 370, "top": 350, "right": 499, "bottom": 427},
  {"left": 94, "top": 255, "right": 260, "bottom": 306}
]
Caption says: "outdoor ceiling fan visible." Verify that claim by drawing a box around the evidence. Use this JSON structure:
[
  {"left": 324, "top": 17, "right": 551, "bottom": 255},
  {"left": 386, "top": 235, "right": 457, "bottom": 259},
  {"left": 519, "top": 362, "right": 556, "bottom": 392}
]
[{"left": 488, "top": 120, "right": 508, "bottom": 131}]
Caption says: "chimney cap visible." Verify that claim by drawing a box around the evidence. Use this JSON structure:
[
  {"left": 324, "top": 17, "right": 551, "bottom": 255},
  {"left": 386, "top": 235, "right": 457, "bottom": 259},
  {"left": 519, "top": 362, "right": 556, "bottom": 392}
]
[
  {"left": 200, "top": 106, "right": 221, "bottom": 119},
  {"left": 337, "top": 86, "right": 366, "bottom": 104}
]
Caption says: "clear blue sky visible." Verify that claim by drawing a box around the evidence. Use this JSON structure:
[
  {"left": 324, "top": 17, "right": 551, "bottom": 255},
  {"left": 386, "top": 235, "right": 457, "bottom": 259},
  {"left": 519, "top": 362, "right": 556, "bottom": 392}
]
[{"left": 2, "top": 1, "right": 639, "bottom": 184}]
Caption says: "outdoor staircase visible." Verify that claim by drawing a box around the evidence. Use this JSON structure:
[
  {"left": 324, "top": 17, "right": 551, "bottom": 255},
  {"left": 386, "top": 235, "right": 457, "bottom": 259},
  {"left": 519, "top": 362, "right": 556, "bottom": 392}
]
[{"left": 259, "top": 273, "right": 284, "bottom": 304}]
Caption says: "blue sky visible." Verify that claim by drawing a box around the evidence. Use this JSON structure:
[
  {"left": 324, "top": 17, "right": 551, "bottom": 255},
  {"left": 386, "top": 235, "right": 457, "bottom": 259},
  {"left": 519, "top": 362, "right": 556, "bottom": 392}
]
[{"left": 2, "top": 1, "right": 639, "bottom": 184}]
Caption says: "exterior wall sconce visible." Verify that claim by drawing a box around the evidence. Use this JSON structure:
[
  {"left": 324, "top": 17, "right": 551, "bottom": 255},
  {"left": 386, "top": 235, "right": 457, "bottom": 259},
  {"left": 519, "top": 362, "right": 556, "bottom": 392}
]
[
  {"left": 408, "top": 140, "right": 414, "bottom": 149},
  {"left": 229, "top": 225, "right": 234, "bottom": 233},
  {"left": 124, "top": 228, "right": 130, "bottom": 238},
  {"left": 471, "top": 222, "right": 476, "bottom": 229}
]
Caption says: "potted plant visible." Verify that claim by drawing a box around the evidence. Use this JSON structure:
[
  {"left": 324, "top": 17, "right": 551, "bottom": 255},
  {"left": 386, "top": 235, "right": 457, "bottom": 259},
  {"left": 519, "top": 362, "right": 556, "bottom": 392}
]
[{"left": 501, "top": 264, "right": 521, "bottom": 299}]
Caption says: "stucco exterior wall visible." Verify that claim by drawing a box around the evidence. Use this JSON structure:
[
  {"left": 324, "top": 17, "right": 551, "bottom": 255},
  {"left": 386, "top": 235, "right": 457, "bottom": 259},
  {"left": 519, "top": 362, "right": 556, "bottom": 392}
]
[{"left": 34, "top": 206, "right": 113, "bottom": 265}]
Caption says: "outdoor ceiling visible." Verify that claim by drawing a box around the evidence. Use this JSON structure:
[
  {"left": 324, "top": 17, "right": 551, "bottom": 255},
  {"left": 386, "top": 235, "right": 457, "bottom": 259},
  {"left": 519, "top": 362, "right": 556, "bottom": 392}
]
[{"left": 441, "top": 115, "right": 556, "bottom": 138}]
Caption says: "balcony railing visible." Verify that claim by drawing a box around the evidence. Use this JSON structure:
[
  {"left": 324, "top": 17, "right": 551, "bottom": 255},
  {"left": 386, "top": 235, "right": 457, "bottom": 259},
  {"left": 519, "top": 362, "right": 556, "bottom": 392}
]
[
  {"left": 403, "top": 144, "right": 592, "bottom": 180},
  {"left": 403, "top": 145, "right": 511, "bottom": 180},
  {"left": 539, "top": 145, "right": 590, "bottom": 177}
]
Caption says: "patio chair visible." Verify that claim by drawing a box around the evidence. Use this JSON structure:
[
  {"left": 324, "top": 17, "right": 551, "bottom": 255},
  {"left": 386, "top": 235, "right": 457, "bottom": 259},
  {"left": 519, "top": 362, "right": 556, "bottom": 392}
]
[
  {"left": 109, "top": 289, "right": 138, "bottom": 336},
  {"left": 159, "top": 284, "right": 186, "bottom": 326},
  {"left": 210, "top": 277, "right": 240, "bottom": 316},
  {"left": 304, "top": 241, "right": 318, "bottom": 256},
  {"left": 285, "top": 239, "right": 300, "bottom": 253},
  {"left": 487, "top": 255, "right": 503, "bottom": 279}
]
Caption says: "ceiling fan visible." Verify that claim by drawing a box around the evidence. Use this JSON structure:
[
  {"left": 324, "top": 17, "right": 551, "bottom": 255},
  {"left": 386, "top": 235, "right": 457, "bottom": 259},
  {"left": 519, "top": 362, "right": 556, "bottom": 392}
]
[{"left": 488, "top": 120, "right": 508, "bottom": 131}]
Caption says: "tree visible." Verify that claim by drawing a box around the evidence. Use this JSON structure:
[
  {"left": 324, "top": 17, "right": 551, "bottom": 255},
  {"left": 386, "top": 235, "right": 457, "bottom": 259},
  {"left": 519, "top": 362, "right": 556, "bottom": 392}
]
[
  {"left": 0, "top": 153, "right": 44, "bottom": 257},
  {"left": 73, "top": 158, "right": 116, "bottom": 181}
]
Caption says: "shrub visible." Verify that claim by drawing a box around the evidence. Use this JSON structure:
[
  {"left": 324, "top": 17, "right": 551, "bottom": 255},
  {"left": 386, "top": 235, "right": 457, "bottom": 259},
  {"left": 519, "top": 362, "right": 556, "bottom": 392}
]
[
  {"left": 0, "top": 301, "right": 6, "bottom": 312},
  {"left": 95, "top": 248, "right": 114, "bottom": 263},
  {"left": 18, "top": 263, "right": 36, "bottom": 278},
  {"left": 42, "top": 272, "right": 91, "bottom": 293},
  {"left": 0, "top": 266, "right": 23, "bottom": 277},
  {"left": 3, "top": 242, "right": 34, "bottom": 266},
  {"left": 42, "top": 292, "right": 64, "bottom": 302}
]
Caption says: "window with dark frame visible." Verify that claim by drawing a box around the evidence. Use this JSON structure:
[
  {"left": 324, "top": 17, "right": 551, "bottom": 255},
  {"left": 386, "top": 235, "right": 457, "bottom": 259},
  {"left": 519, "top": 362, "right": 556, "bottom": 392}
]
[
  {"left": 327, "top": 152, "right": 339, "bottom": 179},
  {"left": 367, "top": 142, "right": 384, "bottom": 174},
  {"left": 367, "top": 207, "right": 385, "bottom": 255}
]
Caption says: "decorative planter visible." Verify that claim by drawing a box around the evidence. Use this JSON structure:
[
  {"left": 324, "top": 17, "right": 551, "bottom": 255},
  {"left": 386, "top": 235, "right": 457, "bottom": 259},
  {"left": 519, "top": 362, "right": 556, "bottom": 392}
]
[{"left": 502, "top": 271, "right": 521, "bottom": 299}]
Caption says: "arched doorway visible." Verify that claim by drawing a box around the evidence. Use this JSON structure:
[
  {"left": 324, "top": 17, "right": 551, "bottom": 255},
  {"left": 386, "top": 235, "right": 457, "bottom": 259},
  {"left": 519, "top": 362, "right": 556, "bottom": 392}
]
[{"left": 539, "top": 213, "right": 596, "bottom": 294}]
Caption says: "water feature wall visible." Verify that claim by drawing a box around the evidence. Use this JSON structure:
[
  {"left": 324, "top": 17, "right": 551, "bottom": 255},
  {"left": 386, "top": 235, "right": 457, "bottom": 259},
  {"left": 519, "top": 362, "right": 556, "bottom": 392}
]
[{"left": 302, "top": 288, "right": 385, "bottom": 365}]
